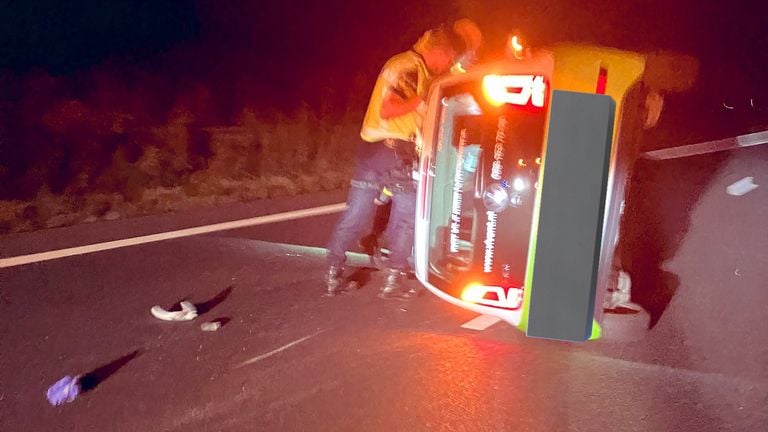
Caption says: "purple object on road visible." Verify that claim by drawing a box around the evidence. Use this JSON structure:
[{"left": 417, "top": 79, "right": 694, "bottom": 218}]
[{"left": 46, "top": 375, "right": 81, "bottom": 406}]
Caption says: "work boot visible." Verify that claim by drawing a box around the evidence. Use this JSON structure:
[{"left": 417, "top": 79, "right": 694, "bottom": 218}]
[
  {"left": 323, "top": 265, "right": 345, "bottom": 297},
  {"left": 378, "top": 268, "right": 411, "bottom": 300}
]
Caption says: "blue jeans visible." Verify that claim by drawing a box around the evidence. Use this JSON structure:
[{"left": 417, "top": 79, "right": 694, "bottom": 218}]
[
  {"left": 385, "top": 189, "right": 417, "bottom": 271},
  {"left": 326, "top": 142, "right": 398, "bottom": 268}
]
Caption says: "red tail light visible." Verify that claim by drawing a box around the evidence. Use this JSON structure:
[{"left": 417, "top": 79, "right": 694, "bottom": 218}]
[{"left": 596, "top": 66, "right": 608, "bottom": 94}]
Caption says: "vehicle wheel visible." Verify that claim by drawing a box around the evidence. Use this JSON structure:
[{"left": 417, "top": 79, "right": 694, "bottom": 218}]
[{"left": 600, "top": 306, "right": 650, "bottom": 343}]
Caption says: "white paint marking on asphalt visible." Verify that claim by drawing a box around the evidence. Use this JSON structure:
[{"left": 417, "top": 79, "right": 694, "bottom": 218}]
[
  {"left": 642, "top": 129, "right": 768, "bottom": 160},
  {"left": 460, "top": 314, "right": 503, "bottom": 331},
  {"left": 726, "top": 176, "right": 759, "bottom": 196},
  {"left": 236, "top": 331, "right": 323, "bottom": 368},
  {"left": 737, "top": 130, "right": 768, "bottom": 147},
  {"left": 0, "top": 203, "right": 347, "bottom": 269}
]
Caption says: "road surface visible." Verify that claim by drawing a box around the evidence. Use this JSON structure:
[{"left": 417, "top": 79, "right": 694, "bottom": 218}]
[{"left": 1, "top": 143, "right": 766, "bottom": 432}]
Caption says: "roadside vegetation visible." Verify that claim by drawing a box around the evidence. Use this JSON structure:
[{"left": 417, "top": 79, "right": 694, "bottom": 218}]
[{"left": 0, "top": 70, "right": 360, "bottom": 235}]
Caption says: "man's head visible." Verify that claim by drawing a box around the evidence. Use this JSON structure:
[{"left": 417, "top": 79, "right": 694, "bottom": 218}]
[
  {"left": 414, "top": 19, "right": 483, "bottom": 75},
  {"left": 414, "top": 27, "right": 461, "bottom": 75},
  {"left": 452, "top": 19, "right": 482, "bottom": 68}
]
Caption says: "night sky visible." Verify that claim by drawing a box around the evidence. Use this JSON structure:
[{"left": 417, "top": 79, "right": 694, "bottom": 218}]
[
  {"left": 1, "top": 0, "right": 766, "bottom": 109},
  {"left": 0, "top": 0, "right": 765, "bottom": 165},
  {"left": 0, "top": 1, "right": 199, "bottom": 74}
]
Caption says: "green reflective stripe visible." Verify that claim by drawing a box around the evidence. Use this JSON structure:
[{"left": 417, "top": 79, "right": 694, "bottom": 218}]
[{"left": 589, "top": 319, "right": 602, "bottom": 340}]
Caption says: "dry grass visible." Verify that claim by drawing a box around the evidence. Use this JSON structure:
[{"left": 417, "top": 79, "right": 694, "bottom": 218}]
[{"left": 1, "top": 104, "right": 358, "bottom": 235}]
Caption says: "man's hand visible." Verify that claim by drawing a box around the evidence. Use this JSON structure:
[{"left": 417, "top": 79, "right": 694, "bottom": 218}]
[{"left": 644, "top": 90, "right": 664, "bottom": 129}]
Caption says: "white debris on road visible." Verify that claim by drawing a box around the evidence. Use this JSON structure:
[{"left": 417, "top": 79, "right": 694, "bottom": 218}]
[
  {"left": 150, "top": 301, "right": 198, "bottom": 321},
  {"left": 200, "top": 321, "right": 222, "bottom": 331},
  {"left": 726, "top": 177, "right": 759, "bottom": 196}
]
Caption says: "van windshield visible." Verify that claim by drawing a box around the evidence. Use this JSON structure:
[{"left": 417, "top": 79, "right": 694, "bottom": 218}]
[{"left": 426, "top": 85, "right": 547, "bottom": 294}]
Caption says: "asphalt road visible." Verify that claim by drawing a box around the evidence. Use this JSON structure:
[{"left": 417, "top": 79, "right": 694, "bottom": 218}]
[{"left": 1, "top": 146, "right": 767, "bottom": 432}]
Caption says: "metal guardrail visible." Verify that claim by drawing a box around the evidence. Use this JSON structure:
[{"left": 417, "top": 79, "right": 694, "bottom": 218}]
[{"left": 642, "top": 130, "right": 768, "bottom": 160}]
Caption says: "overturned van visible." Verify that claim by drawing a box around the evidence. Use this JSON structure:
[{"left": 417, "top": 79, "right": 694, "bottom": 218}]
[{"left": 413, "top": 39, "right": 698, "bottom": 341}]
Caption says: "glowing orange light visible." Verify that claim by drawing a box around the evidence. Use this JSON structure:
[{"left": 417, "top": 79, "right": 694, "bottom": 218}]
[
  {"left": 535, "top": 157, "right": 541, "bottom": 165},
  {"left": 518, "top": 158, "right": 527, "bottom": 167},
  {"left": 482, "top": 75, "right": 547, "bottom": 108},
  {"left": 482, "top": 75, "right": 507, "bottom": 107},
  {"left": 509, "top": 35, "right": 525, "bottom": 59},
  {"left": 461, "top": 282, "right": 486, "bottom": 303},
  {"left": 461, "top": 283, "right": 524, "bottom": 310},
  {"left": 452, "top": 62, "right": 467, "bottom": 74}
]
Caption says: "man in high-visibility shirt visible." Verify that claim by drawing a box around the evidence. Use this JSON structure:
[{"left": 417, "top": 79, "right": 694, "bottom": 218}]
[{"left": 324, "top": 20, "right": 481, "bottom": 297}]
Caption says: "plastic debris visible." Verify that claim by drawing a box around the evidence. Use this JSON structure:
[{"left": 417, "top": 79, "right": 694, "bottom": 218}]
[
  {"left": 150, "top": 301, "right": 198, "bottom": 321},
  {"left": 605, "top": 270, "right": 643, "bottom": 312},
  {"left": 200, "top": 321, "right": 221, "bottom": 332},
  {"left": 46, "top": 375, "right": 81, "bottom": 406},
  {"left": 726, "top": 177, "right": 759, "bottom": 196}
]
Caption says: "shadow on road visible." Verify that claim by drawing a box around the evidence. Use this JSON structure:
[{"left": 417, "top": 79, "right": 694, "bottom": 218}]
[
  {"left": 620, "top": 151, "right": 729, "bottom": 328},
  {"left": 209, "top": 316, "right": 232, "bottom": 327},
  {"left": 346, "top": 267, "right": 379, "bottom": 290},
  {"left": 195, "top": 285, "right": 234, "bottom": 315},
  {"left": 79, "top": 350, "right": 141, "bottom": 392}
]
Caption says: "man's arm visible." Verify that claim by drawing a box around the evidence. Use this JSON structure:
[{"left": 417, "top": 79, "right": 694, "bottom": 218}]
[
  {"left": 380, "top": 92, "right": 424, "bottom": 120},
  {"left": 378, "top": 62, "right": 424, "bottom": 120}
]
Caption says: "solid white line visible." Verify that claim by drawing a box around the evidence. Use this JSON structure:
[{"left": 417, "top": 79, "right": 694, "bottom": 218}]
[
  {"left": 642, "top": 130, "right": 768, "bottom": 160},
  {"left": 460, "top": 314, "right": 503, "bottom": 331},
  {"left": 0, "top": 203, "right": 346, "bottom": 269},
  {"left": 236, "top": 331, "right": 323, "bottom": 367}
]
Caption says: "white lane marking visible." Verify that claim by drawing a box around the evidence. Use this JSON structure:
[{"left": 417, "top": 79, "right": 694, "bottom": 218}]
[
  {"left": 0, "top": 203, "right": 346, "bottom": 269},
  {"left": 727, "top": 176, "right": 760, "bottom": 196},
  {"left": 642, "top": 129, "right": 768, "bottom": 160},
  {"left": 460, "top": 314, "right": 503, "bottom": 331},
  {"left": 236, "top": 331, "right": 323, "bottom": 367}
]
